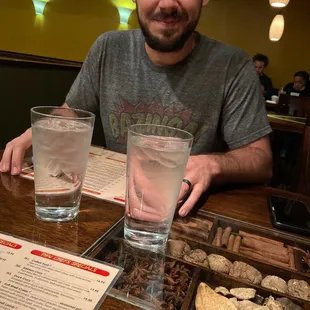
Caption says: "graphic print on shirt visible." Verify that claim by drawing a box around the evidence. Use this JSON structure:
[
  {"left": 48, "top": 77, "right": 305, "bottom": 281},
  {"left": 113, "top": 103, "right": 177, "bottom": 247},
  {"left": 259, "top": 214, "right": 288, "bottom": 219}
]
[{"left": 109, "top": 97, "right": 208, "bottom": 144}]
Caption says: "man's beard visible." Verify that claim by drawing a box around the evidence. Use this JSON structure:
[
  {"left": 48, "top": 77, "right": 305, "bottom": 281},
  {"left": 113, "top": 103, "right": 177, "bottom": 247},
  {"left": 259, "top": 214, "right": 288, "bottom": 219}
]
[{"left": 137, "top": 6, "right": 201, "bottom": 53}]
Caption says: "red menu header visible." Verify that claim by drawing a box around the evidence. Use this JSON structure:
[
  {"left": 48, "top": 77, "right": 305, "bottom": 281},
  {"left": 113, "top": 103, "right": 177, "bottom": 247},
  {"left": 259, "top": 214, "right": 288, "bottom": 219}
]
[{"left": 0, "top": 238, "right": 22, "bottom": 249}]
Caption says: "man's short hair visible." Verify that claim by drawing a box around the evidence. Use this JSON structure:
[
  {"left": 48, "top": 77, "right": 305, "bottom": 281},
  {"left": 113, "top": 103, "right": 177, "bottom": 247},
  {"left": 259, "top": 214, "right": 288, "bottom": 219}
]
[
  {"left": 294, "top": 71, "right": 310, "bottom": 81},
  {"left": 253, "top": 54, "right": 269, "bottom": 68}
]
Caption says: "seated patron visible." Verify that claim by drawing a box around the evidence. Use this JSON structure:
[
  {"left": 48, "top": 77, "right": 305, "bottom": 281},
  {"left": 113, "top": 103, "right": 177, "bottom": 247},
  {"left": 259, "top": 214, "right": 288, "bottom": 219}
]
[
  {"left": 283, "top": 71, "right": 310, "bottom": 97},
  {"left": 253, "top": 54, "right": 273, "bottom": 100},
  {"left": 0, "top": 0, "right": 273, "bottom": 218}
]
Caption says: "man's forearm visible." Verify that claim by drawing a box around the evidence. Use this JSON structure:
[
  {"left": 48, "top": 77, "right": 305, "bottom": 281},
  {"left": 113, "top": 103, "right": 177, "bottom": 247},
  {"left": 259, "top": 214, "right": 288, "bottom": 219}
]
[{"left": 206, "top": 145, "right": 273, "bottom": 185}]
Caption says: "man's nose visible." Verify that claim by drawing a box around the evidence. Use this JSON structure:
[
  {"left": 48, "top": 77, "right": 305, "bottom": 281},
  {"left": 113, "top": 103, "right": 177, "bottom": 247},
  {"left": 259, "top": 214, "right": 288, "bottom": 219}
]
[{"left": 158, "top": 0, "right": 179, "bottom": 12}]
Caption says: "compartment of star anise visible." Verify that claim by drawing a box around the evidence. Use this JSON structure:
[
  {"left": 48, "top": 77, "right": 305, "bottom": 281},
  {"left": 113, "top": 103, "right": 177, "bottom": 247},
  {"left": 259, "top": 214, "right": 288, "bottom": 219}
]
[{"left": 96, "top": 239, "right": 196, "bottom": 309}]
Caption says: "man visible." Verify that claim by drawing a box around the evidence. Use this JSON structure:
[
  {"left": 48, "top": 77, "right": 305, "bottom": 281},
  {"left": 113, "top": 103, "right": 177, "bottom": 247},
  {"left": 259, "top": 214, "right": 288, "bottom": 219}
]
[
  {"left": 253, "top": 53, "right": 273, "bottom": 100},
  {"left": 0, "top": 0, "right": 272, "bottom": 217}
]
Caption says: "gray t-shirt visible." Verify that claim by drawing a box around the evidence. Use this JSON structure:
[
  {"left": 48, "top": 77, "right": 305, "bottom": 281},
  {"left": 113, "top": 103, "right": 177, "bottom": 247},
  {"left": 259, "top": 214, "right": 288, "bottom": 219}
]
[{"left": 66, "top": 30, "right": 271, "bottom": 154}]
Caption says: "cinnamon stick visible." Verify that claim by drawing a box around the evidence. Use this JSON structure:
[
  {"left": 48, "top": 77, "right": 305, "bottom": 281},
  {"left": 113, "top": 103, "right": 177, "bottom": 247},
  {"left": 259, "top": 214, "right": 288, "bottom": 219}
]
[
  {"left": 239, "top": 246, "right": 289, "bottom": 263},
  {"left": 239, "top": 248, "right": 290, "bottom": 269},
  {"left": 212, "top": 236, "right": 216, "bottom": 245},
  {"left": 232, "top": 236, "right": 241, "bottom": 252},
  {"left": 221, "top": 227, "right": 232, "bottom": 248},
  {"left": 227, "top": 234, "right": 235, "bottom": 251},
  {"left": 241, "top": 236, "right": 288, "bottom": 256},
  {"left": 239, "top": 231, "right": 284, "bottom": 247},
  {"left": 205, "top": 220, "right": 214, "bottom": 231},
  {"left": 215, "top": 227, "right": 223, "bottom": 247},
  {"left": 287, "top": 246, "right": 296, "bottom": 270}
]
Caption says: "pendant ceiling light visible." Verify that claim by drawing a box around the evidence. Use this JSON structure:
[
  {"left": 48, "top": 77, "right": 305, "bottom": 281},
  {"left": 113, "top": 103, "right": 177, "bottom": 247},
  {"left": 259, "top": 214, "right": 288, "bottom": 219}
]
[
  {"left": 33, "top": 0, "right": 48, "bottom": 15},
  {"left": 269, "top": 14, "right": 285, "bottom": 41},
  {"left": 269, "top": 0, "right": 290, "bottom": 8},
  {"left": 117, "top": 7, "right": 133, "bottom": 25}
]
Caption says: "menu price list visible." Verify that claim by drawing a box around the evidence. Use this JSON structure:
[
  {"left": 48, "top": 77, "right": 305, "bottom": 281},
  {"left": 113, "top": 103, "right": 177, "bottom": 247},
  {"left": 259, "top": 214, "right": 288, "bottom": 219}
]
[{"left": 0, "top": 233, "right": 122, "bottom": 310}]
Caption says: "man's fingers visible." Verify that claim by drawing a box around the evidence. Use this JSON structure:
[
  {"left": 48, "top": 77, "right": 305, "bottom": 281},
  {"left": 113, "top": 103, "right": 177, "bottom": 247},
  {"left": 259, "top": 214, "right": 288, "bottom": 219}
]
[
  {"left": 0, "top": 144, "right": 13, "bottom": 173},
  {"left": 11, "top": 147, "right": 26, "bottom": 175},
  {"left": 131, "top": 208, "right": 164, "bottom": 222},
  {"left": 178, "top": 185, "right": 204, "bottom": 217},
  {"left": 177, "top": 181, "right": 191, "bottom": 201},
  {"left": 128, "top": 184, "right": 167, "bottom": 221},
  {"left": 0, "top": 130, "right": 32, "bottom": 174}
]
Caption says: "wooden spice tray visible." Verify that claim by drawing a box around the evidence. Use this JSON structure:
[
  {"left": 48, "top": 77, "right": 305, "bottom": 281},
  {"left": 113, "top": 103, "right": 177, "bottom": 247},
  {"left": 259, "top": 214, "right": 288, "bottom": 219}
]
[
  {"left": 166, "top": 236, "right": 310, "bottom": 307},
  {"left": 84, "top": 212, "right": 310, "bottom": 309},
  {"left": 86, "top": 235, "right": 198, "bottom": 310},
  {"left": 188, "top": 269, "right": 306, "bottom": 309},
  {"left": 204, "top": 211, "right": 310, "bottom": 275}
]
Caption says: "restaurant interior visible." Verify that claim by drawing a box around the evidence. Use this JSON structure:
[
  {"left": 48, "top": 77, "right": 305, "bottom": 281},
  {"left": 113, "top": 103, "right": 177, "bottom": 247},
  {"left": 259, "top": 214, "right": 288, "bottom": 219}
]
[{"left": 0, "top": 0, "right": 310, "bottom": 309}]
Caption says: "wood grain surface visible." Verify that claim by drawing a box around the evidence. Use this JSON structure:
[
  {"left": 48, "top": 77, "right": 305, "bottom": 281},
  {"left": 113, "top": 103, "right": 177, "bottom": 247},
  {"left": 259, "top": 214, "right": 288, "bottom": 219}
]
[{"left": 0, "top": 171, "right": 309, "bottom": 309}]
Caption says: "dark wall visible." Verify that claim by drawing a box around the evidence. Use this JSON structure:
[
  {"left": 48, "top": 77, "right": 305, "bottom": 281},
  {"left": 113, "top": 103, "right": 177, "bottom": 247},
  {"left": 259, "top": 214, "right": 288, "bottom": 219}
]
[{"left": 0, "top": 59, "right": 105, "bottom": 149}]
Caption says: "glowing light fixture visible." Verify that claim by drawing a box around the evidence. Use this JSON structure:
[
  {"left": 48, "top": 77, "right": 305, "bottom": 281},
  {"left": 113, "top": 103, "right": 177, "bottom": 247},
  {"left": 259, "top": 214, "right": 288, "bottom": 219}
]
[
  {"left": 117, "top": 7, "right": 133, "bottom": 24},
  {"left": 33, "top": 0, "right": 48, "bottom": 15},
  {"left": 269, "top": 14, "right": 285, "bottom": 41},
  {"left": 269, "top": 0, "right": 290, "bottom": 8},
  {"left": 110, "top": 0, "right": 136, "bottom": 10}
]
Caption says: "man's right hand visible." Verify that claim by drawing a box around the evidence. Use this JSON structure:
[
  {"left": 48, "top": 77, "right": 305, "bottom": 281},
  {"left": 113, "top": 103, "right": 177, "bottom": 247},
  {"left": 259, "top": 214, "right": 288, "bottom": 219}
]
[{"left": 0, "top": 128, "right": 32, "bottom": 175}]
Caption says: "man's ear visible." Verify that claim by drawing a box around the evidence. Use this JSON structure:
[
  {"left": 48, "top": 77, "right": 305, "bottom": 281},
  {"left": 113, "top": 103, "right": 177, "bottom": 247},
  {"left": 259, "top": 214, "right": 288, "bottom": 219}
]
[{"left": 202, "top": 0, "right": 210, "bottom": 7}]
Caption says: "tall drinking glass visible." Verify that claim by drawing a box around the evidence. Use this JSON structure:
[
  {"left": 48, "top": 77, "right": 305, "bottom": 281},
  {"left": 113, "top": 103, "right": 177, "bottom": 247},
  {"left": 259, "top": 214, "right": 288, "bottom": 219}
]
[
  {"left": 124, "top": 124, "right": 193, "bottom": 250},
  {"left": 31, "top": 106, "right": 95, "bottom": 222}
]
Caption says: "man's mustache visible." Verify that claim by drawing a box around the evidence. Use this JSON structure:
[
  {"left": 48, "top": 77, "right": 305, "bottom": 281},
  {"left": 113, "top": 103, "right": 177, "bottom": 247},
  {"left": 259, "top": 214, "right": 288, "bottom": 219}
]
[{"left": 151, "top": 10, "right": 187, "bottom": 22}]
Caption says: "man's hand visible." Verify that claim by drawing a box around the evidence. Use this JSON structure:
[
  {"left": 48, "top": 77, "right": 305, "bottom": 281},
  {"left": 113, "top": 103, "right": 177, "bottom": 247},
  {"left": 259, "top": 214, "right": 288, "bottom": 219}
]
[
  {"left": 178, "top": 155, "right": 215, "bottom": 217},
  {"left": 178, "top": 136, "right": 272, "bottom": 217},
  {"left": 0, "top": 104, "right": 70, "bottom": 176},
  {"left": 126, "top": 149, "right": 177, "bottom": 223},
  {"left": 0, "top": 129, "right": 32, "bottom": 175}
]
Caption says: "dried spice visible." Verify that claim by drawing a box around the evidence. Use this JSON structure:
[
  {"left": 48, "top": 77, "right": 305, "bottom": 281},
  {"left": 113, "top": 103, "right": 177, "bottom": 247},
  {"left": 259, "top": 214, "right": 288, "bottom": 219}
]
[
  {"left": 298, "top": 248, "right": 310, "bottom": 273},
  {"left": 171, "top": 216, "right": 213, "bottom": 240},
  {"left": 104, "top": 248, "right": 192, "bottom": 309}
]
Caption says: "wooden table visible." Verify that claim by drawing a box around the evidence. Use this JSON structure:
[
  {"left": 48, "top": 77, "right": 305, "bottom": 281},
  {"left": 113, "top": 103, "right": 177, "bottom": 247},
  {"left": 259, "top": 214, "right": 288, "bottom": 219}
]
[
  {"left": 0, "top": 173, "right": 309, "bottom": 309},
  {"left": 0, "top": 172, "right": 138, "bottom": 310},
  {"left": 267, "top": 113, "right": 310, "bottom": 194},
  {"left": 267, "top": 114, "right": 306, "bottom": 134}
]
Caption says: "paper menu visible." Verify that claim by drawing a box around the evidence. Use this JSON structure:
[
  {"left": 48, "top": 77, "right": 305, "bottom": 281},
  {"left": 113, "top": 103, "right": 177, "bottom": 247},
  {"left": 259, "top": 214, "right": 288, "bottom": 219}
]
[
  {"left": 0, "top": 232, "right": 122, "bottom": 310},
  {"left": 83, "top": 147, "right": 126, "bottom": 204},
  {"left": 21, "top": 146, "right": 126, "bottom": 205}
]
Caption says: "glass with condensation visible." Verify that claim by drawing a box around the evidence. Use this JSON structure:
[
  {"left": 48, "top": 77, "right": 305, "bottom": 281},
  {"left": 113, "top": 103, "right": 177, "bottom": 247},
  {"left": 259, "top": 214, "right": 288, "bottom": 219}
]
[
  {"left": 124, "top": 124, "right": 193, "bottom": 250},
  {"left": 31, "top": 106, "right": 94, "bottom": 222}
]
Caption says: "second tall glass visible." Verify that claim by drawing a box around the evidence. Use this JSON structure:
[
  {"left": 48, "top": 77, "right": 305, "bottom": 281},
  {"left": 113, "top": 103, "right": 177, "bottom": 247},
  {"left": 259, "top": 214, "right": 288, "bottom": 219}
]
[{"left": 124, "top": 124, "right": 193, "bottom": 251}]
